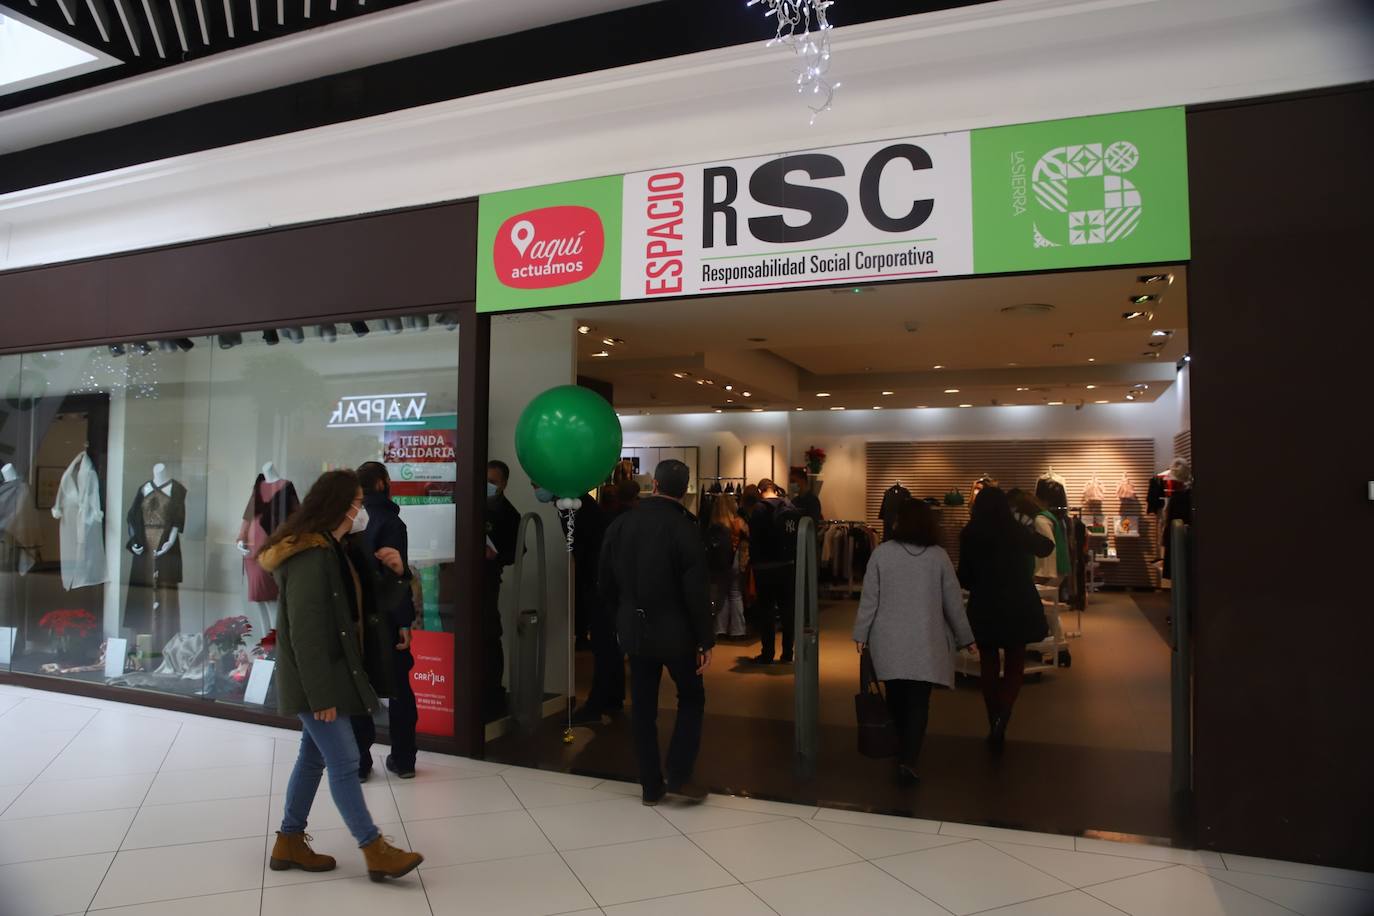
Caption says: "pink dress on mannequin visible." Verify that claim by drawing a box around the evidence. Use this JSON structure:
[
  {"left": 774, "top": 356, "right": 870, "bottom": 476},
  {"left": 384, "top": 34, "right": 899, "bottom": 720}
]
[{"left": 238, "top": 475, "right": 299, "bottom": 601}]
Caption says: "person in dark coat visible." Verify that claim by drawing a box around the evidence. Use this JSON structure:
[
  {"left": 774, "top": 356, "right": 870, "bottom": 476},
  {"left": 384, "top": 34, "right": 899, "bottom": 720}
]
[
  {"left": 257, "top": 469, "right": 423, "bottom": 881},
  {"left": 571, "top": 471, "right": 638, "bottom": 724},
  {"left": 484, "top": 460, "right": 522, "bottom": 722},
  {"left": 599, "top": 459, "right": 713, "bottom": 805},
  {"left": 957, "top": 486, "right": 1055, "bottom": 752},
  {"left": 348, "top": 462, "right": 419, "bottom": 781}
]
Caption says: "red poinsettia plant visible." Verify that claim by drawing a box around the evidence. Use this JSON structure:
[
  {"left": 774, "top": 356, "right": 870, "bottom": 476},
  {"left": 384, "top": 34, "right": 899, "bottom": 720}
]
[
  {"left": 256, "top": 628, "right": 278, "bottom": 660},
  {"left": 804, "top": 446, "right": 827, "bottom": 474},
  {"left": 39, "top": 609, "right": 98, "bottom": 639},
  {"left": 204, "top": 615, "right": 253, "bottom": 654}
]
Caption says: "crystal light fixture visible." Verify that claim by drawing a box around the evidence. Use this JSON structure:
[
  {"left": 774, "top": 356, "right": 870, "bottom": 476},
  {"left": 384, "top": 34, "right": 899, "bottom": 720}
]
[{"left": 747, "top": 0, "right": 839, "bottom": 123}]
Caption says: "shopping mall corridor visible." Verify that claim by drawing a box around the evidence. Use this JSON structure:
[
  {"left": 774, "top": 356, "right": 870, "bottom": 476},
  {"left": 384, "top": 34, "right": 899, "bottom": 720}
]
[{"left": 1, "top": 684, "right": 1370, "bottom": 915}]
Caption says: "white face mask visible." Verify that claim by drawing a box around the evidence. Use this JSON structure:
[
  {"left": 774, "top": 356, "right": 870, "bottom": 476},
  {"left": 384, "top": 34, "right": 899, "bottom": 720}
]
[{"left": 349, "top": 506, "right": 370, "bottom": 534}]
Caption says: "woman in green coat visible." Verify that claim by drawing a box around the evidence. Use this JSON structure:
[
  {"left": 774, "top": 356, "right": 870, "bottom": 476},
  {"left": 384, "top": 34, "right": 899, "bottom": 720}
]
[{"left": 257, "top": 469, "right": 424, "bottom": 882}]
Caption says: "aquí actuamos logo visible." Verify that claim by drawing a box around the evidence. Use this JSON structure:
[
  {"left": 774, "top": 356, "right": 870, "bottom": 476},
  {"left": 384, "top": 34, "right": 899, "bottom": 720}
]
[
  {"left": 494, "top": 206, "right": 605, "bottom": 289},
  {"left": 1030, "top": 140, "right": 1142, "bottom": 248}
]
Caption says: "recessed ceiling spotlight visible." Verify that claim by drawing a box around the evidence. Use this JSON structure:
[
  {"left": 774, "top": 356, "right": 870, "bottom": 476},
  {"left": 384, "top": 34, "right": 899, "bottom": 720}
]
[
  {"left": 726, "top": 399, "right": 734, "bottom": 403},
  {"left": 917, "top": 405, "right": 928, "bottom": 409},
  {"left": 1048, "top": 401, "right": 1064, "bottom": 406},
  {"left": 602, "top": 337, "right": 624, "bottom": 346},
  {"left": 704, "top": 379, "right": 715, "bottom": 385},
  {"left": 714, "top": 409, "right": 723, "bottom": 413},
  {"left": 1088, "top": 357, "right": 1096, "bottom": 362},
  {"left": 933, "top": 365, "right": 944, "bottom": 370},
  {"left": 959, "top": 404, "right": 973, "bottom": 408},
  {"left": 578, "top": 325, "right": 591, "bottom": 335},
  {"left": 795, "top": 407, "right": 804, "bottom": 411},
  {"left": 696, "top": 379, "right": 706, "bottom": 385},
  {"left": 1096, "top": 399, "right": 1110, "bottom": 404},
  {"left": 1086, "top": 385, "right": 1097, "bottom": 390},
  {"left": 591, "top": 351, "right": 610, "bottom": 358},
  {"left": 1125, "top": 393, "right": 1136, "bottom": 401},
  {"left": 1184, "top": 354, "right": 1191, "bottom": 362},
  {"left": 944, "top": 388, "right": 960, "bottom": 394},
  {"left": 816, "top": 392, "right": 831, "bottom": 398},
  {"left": 724, "top": 384, "right": 733, "bottom": 391},
  {"left": 881, "top": 391, "right": 895, "bottom": 396},
  {"left": 1122, "top": 310, "right": 1153, "bottom": 321},
  {"left": 1130, "top": 294, "right": 1157, "bottom": 305},
  {"left": 1138, "top": 274, "right": 1172, "bottom": 284},
  {"left": 1151, "top": 329, "right": 1174, "bottom": 338},
  {"left": 830, "top": 406, "right": 846, "bottom": 411},
  {"left": 752, "top": 408, "right": 764, "bottom": 412},
  {"left": 673, "top": 371, "right": 689, "bottom": 379},
  {"left": 872, "top": 406, "right": 882, "bottom": 410},
  {"left": 1015, "top": 387, "right": 1029, "bottom": 392},
  {"left": 1143, "top": 352, "right": 1161, "bottom": 358},
  {"left": 742, "top": 391, "right": 752, "bottom": 398}
]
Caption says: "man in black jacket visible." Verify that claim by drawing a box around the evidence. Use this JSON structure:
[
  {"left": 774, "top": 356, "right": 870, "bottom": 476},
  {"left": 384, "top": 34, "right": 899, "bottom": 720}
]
[
  {"left": 599, "top": 459, "right": 713, "bottom": 805},
  {"left": 351, "top": 461, "right": 419, "bottom": 780},
  {"left": 484, "top": 460, "right": 522, "bottom": 721}
]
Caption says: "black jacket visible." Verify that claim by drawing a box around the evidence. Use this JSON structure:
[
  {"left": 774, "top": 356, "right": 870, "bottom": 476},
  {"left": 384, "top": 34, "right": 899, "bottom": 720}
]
[
  {"left": 486, "top": 494, "right": 522, "bottom": 580},
  {"left": 599, "top": 496, "right": 713, "bottom": 658},
  {"left": 360, "top": 492, "right": 414, "bottom": 633},
  {"left": 958, "top": 520, "right": 1055, "bottom": 648}
]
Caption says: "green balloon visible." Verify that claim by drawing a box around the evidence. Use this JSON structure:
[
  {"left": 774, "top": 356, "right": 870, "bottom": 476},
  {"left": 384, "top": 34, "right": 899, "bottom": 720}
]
[{"left": 514, "top": 385, "right": 623, "bottom": 499}]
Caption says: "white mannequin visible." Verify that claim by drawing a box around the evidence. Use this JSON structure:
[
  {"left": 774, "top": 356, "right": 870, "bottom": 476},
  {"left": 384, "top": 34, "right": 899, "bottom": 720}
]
[
  {"left": 131, "top": 464, "right": 179, "bottom": 558},
  {"left": 238, "top": 462, "right": 282, "bottom": 555},
  {"left": 1, "top": 464, "right": 17, "bottom": 483}
]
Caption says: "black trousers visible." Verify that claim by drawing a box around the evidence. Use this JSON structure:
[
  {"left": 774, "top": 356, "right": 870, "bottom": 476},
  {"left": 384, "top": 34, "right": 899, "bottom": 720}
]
[
  {"left": 583, "top": 603, "right": 625, "bottom": 713},
  {"left": 884, "top": 679, "right": 934, "bottom": 768},
  {"left": 351, "top": 646, "right": 419, "bottom": 771},
  {"left": 629, "top": 654, "right": 705, "bottom": 794},
  {"left": 481, "top": 578, "right": 508, "bottom": 721},
  {"left": 754, "top": 566, "right": 796, "bottom": 661}
]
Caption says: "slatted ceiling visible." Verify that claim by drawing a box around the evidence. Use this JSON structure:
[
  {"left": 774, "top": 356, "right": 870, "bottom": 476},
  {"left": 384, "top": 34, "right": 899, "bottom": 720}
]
[
  {"left": 1174, "top": 429, "right": 1192, "bottom": 465},
  {"left": 865, "top": 438, "right": 1161, "bottom": 588}
]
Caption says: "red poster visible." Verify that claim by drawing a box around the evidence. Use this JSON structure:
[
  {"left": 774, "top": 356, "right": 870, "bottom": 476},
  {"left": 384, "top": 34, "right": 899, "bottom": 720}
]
[{"left": 409, "top": 630, "right": 455, "bottom": 737}]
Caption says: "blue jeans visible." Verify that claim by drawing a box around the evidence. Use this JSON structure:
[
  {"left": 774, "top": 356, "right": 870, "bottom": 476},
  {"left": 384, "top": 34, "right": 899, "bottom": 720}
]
[{"left": 281, "top": 714, "right": 380, "bottom": 847}]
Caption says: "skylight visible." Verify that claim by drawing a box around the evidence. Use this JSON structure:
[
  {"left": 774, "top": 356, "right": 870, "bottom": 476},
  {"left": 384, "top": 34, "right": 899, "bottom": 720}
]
[{"left": 0, "top": 10, "right": 118, "bottom": 97}]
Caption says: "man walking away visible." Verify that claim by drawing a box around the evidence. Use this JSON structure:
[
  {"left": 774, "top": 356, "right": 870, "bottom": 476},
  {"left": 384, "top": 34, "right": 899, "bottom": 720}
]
[
  {"left": 599, "top": 459, "right": 713, "bottom": 805},
  {"left": 748, "top": 483, "right": 802, "bottom": 665},
  {"left": 351, "top": 461, "right": 419, "bottom": 780}
]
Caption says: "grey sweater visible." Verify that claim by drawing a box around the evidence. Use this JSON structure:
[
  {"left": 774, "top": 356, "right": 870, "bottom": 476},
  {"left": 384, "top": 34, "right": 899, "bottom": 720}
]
[{"left": 852, "top": 542, "right": 975, "bottom": 687}]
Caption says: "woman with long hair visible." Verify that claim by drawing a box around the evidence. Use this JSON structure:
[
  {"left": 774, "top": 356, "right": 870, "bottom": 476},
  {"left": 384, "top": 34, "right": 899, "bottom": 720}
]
[
  {"left": 258, "top": 469, "right": 424, "bottom": 881},
  {"left": 708, "top": 493, "right": 749, "bottom": 638},
  {"left": 957, "top": 486, "right": 1055, "bottom": 752},
  {"left": 854, "top": 500, "right": 976, "bottom": 783}
]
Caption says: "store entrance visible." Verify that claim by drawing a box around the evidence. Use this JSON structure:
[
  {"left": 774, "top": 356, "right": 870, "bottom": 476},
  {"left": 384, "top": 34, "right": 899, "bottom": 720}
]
[{"left": 484, "top": 264, "right": 1190, "bottom": 841}]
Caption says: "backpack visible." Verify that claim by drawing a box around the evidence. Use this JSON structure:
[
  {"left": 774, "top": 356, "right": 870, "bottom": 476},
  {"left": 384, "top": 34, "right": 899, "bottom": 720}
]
[{"left": 705, "top": 523, "right": 735, "bottom": 573}]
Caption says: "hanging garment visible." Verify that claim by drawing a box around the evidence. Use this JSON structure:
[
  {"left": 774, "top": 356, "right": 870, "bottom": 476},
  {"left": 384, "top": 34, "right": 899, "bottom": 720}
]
[
  {"left": 1115, "top": 476, "right": 1137, "bottom": 502},
  {"left": 125, "top": 480, "right": 187, "bottom": 651},
  {"left": 238, "top": 476, "right": 299, "bottom": 602},
  {"left": 1082, "top": 476, "right": 1105, "bottom": 504},
  {"left": 51, "top": 452, "right": 107, "bottom": 590}
]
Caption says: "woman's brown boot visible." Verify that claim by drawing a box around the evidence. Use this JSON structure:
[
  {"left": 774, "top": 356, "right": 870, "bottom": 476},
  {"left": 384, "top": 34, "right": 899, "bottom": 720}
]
[
  {"left": 361, "top": 835, "right": 424, "bottom": 882},
  {"left": 269, "top": 832, "right": 336, "bottom": 872}
]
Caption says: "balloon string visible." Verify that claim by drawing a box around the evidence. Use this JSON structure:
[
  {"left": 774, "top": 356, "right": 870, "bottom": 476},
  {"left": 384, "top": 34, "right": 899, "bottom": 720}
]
[{"left": 563, "top": 508, "right": 576, "bottom": 738}]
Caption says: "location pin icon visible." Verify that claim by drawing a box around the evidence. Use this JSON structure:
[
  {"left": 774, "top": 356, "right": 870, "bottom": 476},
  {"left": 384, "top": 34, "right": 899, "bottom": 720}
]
[{"left": 511, "top": 220, "right": 535, "bottom": 256}]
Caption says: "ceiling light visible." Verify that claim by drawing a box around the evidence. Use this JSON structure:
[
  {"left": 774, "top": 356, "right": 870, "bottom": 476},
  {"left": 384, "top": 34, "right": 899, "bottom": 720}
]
[
  {"left": 1148, "top": 341, "right": 1168, "bottom": 348},
  {"left": 795, "top": 407, "right": 804, "bottom": 411},
  {"left": 816, "top": 392, "right": 831, "bottom": 398},
  {"left": 726, "top": 399, "right": 734, "bottom": 403},
  {"left": 591, "top": 351, "right": 610, "bottom": 358},
  {"left": 1122, "top": 310, "right": 1152, "bottom": 321},
  {"left": 1138, "top": 274, "right": 1171, "bottom": 284},
  {"left": 944, "top": 388, "right": 960, "bottom": 394},
  {"left": 696, "top": 379, "right": 706, "bottom": 385},
  {"left": 1086, "top": 384, "right": 1097, "bottom": 390},
  {"left": 959, "top": 404, "right": 973, "bottom": 408},
  {"left": 933, "top": 365, "right": 944, "bottom": 370},
  {"left": 742, "top": 391, "right": 752, "bottom": 398},
  {"left": 1131, "top": 294, "right": 1157, "bottom": 305},
  {"left": 1006, "top": 362, "right": 1019, "bottom": 367},
  {"left": 673, "top": 372, "right": 689, "bottom": 379},
  {"left": 578, "top": 325, "right": 591, "bottom": 334},
  {"left": 349, "top": 321, "right": 371, "bottom": 337},
  {"left": 1048, "top": 401, "right": 1064, "bottom": 406},
  {"left": 724, "top": 384, "right": 733, "bottom": 391},
  {"left": 714, "top": 409, "right": 723, "bottom": 413},
  {"left": 1016, "top": 387, "right": 1029, "bottom": 392},
  {"left": 830, "top": 406, "right": 845, "bottom": 411},
  {"left": 1001, "top": 303, "right": 1056, "bottom": 314},
  {"left": 872, "top": 406, "right": 882, "bottom": 410},
  {"left": 602, "top": 337, "right": 622, "bottom": 346},
  {"left": 1184, "top": 354, "right": 1191, "bottom": 362},
  {"left": 1088, "top": 358, "right": 1096, "bottom": 362},
  {"left": 1151, "top": 329, "right": 1174, "bottom": 338},
  {"left": 752, "top": 408, "right": 764, "bottom": 413},
  {"left": 1125, "top": 394, "right": 1136, "bottom": 401},
  {"left": 881, "top": 391, "right": 894, "bottom": 396},
  {"left": 1096, "top": 400, "right": 1110, "bottom": 404}
]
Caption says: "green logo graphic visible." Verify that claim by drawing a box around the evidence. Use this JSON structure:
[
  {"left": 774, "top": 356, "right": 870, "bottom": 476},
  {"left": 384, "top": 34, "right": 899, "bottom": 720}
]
[
  {"left": 477, "top": 176, "right": 624, "bottom": 313},
  {"left": 971, "top": 108, "right": 1189, "bottom": 274}
]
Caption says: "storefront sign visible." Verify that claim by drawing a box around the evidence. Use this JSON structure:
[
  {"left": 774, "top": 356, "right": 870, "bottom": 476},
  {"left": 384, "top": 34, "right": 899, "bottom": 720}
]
[
  {"left": 328, "top": 393, "right": 428, "bottom": 429},
  {"left": 410, "top": 629, "right": 455, "bottom": 737},
  {"left": 476, "top": 107, "right": 1188, "bottom": 312},
  {"left": 385, "top": 412, "right": 457, "bottom": 505}
]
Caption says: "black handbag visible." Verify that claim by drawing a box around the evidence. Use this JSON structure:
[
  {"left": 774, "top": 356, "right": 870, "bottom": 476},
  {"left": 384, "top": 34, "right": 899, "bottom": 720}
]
[{"left": 855, "top": 648, "right": 899, "bottom": 759}]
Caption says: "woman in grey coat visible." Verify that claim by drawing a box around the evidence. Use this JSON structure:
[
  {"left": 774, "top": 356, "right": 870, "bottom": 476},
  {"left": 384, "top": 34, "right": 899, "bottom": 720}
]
[{"left": 853, "top": 500, "right": 976, "bottom": 782}]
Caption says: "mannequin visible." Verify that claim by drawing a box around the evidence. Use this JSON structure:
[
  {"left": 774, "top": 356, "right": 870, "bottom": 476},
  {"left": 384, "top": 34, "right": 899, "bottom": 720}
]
[
  {"left": 236, "top": 463, "right": 299, "bottom": 639},
  {"left": 125, "top": 464, "right": 188, "bottom": 659},
  {"left": 51, "top": 450, "right": 106, "bottom": 590},
  {"left": 1, "top": 465, "right": 39, "bottom": 639}
]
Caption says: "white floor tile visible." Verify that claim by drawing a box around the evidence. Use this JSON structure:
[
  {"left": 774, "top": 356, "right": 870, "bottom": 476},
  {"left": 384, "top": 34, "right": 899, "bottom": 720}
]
[
  {"left": 939, "top": 822, "right": 1076, "bottom": 849},
  {"left": 402, "top": 809, "right": 552, "bottom": 869},
  {"left": 750, "top": 860, "right": 949, "bottom": 915},
  {"left": 38, "top": 745, "right": 169, "bottom": 782},
  {"left": 874, "top": 839, "right": 1071, "bottom": 915},
  {"left": 702, "top": 794, "right": 819, "bottom": 820},
  {"left": 506, "top": 775, "right": 617, "bottom": 808},
  {"left": 1199, "top": 866, "right": 1374, "bottom": 916},
  {"left": 421, "top": 850, "right": 597, "bottom": 915},
  {"left": 86, "top": 888, "right": 263, "bottom": 915},
  {"left": 594, "top": 779, "right": 642, "bottom": 797},
  {"left": 810, "top": 820, "right": 968, "bottom": 859},
  {"left": 2, "top": 773, "right": 155, "bottom": 820},
  {"left": 812, "top": 806, "right": 942, "bottom": 835},
  {"left": 1, "top": 698, "right": 99, "bottom": 732},
  {"left": 262, "top": 821, "right": 402, "bottom": 887},
  {"left": 991, "top": 841, "right": 1175, "bottom": 887},
  {"left": 0, "top": 783, "right": 25, "bottom": 812},
  {"left": 390, "top": 775, "right": 521, "bottom": 822},
  {"left": 1075, "top": 836, "right": 1226, "bottom": 868},
  {"left": 160, "top": 731, "right": 275, "bottom": 772},
  {"left": 123, "top": 794, "right": 270, "bottom": 849},
  {"left": 93, "top": 836, "right": 265, "bottom": 909},
  {"left": 0, "top": 806, "right": 136, "bottom": 864},
  {"left": 262, "top": 873, "right": 432, "bottom": 916},
  {"left": 415, "top": 751, "right": 509, "bottom": 777},
  {"left": 1088, "top": 865, "right": 1298, "bottom": 916},
  {"left": 563, "top": 835, "right": 737, "bottom": 907},
  {"left": 652, "top": 800, "right": 789, "bottom": 835},
  {"left": 144, "top": 764, "right": 273, "bottom": 806},
  {"left": 603, "top": 885, "right": 773, "bottom": 915},
  {"left": 689, "top": 818, "right": 861, "bottom": 883},
  {"left": 970, "top": 889, "right": 1128, "bottom": 915},
  {"left": 529, "top": 796, "right": 679, "bottom": 851},
  {"left": 0, "top": 851, "right": 113, "bottom": 916},
  {"left": 268, "top": 783, "right": 401, "bottom": 833},
  {"left": 1220, "top": 853, "right": 1374, "bottom": 890},
  {"left": 0, "top": 732, "right": 77, "bottom": 783},
  {"left": 499, "top": 765, "right": 604, "bottom": 788}
]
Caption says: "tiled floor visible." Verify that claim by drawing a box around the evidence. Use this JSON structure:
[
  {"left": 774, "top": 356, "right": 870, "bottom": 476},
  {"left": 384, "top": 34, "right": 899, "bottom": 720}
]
[{"left": 0, "top": 684, "right": 1370, "bottom": 916}]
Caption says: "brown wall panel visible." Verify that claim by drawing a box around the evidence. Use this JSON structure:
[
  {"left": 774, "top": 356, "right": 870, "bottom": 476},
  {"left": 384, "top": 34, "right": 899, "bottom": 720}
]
[
  {"left": 1188, "top": 87, "right": 1374, "bottom": 870},
  {"left": 0, "top": 201, "right": 477, "bottom": 352}
]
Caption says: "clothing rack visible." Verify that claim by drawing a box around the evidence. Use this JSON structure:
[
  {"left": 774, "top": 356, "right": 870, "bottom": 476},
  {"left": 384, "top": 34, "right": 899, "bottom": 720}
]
[{"left": 819, "top": 520, "right": 877, "bottom": 597}]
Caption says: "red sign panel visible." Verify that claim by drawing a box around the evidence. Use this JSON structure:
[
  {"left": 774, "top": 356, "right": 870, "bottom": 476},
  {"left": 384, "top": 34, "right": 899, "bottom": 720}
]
[
  {"left": 494, "top": 205, "right": 605, "bottom": 289},
  {"left": 410, "top": 630, "right": 455, "bottom": 737}
]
